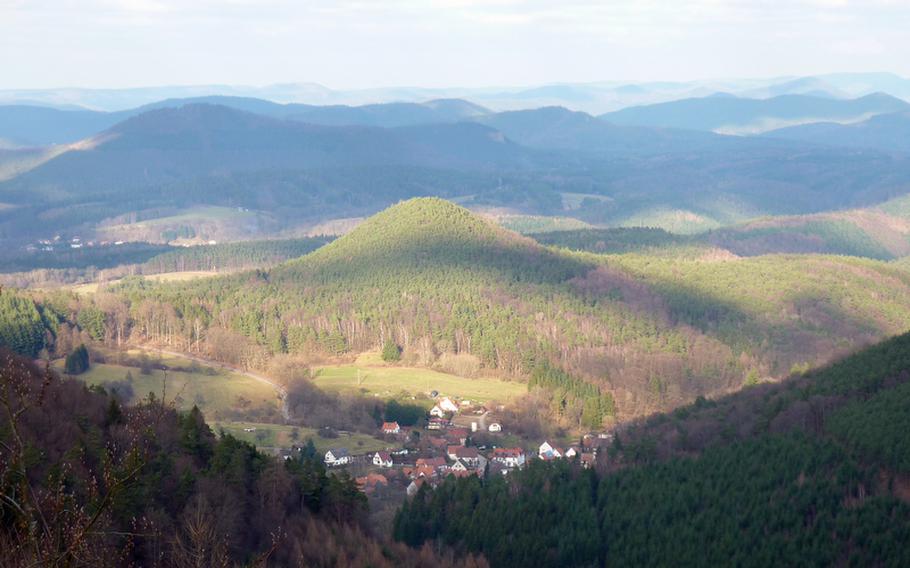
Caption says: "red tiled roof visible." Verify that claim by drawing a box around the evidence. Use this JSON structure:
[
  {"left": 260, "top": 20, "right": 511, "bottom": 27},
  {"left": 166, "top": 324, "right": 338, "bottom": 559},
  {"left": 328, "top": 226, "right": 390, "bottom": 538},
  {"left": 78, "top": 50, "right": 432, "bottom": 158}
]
[{"left": 493, "top": 447, "right": 524, "bottom": 458}]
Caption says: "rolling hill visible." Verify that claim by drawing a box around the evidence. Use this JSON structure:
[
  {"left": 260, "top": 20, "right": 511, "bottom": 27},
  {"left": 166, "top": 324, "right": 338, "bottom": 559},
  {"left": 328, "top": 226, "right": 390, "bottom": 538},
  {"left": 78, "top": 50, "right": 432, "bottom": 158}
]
[
  {"left": 0, "top": 96, "right": 491, "bottom": 147},
  {"left": 762, "top": 110, "right": 910, "bottom": 153},
  {"left": 601, "top": 92, "right": 910, "bottom": 134},
  {"left": 534, "top": 193, "right": 910, "bottom": 260},
  {"left": 473, "top": 106, "right": 730, "bottom": 155},
  {"left": 5, "top": 100, "right": 910, "bottom": 247},
  {"left": 0, "top": 104, "right": 537, "bottom": 237},
  {"left": 86, "top": 198, "right": 910, "bottom": 422},
  {"left": 0, "top": 105, "right": 130, "bottom": 147}
]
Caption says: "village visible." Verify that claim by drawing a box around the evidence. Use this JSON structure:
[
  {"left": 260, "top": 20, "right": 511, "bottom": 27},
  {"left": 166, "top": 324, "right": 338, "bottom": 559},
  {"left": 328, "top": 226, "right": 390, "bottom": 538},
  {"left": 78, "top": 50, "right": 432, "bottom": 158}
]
[{"left": 302, "top": 395, "right": 613, "bottom": 498}]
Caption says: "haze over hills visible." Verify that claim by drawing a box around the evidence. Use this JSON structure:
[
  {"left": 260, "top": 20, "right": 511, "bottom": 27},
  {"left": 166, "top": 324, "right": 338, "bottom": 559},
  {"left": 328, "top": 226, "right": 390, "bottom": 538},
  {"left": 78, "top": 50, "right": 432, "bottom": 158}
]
[
  {"left": 4, "top": 98, "right": 910, "bottom": 245},
  {"left": 0, "top": 97, "right": 493, "bottom": 147},
  {"left": 3, "top": 72, "right": 908, "bottom": 114},
  {"left": 762, "top": 111, "right": 910, "bottom": 153},
  {"left": 535, "top": 193, "right": 910, "bottom": 261},
  {"left": 601, "top": 92, "right": 910, "bottom": 134}
]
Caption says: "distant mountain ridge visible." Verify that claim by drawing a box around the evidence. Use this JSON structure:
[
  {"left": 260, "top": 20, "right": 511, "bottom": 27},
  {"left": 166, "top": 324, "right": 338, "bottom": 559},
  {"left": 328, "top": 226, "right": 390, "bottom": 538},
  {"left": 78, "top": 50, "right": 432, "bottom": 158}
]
[
  {"left": 5, "top": 100, "right": 910, "bottom": 244},
  {"left": 0, "top": 96, "right": 492, "bottom": 147},
  {"left": 601, "top": 92, "right": 910, "bottom": 134},
  {"left": 762, "top": 111, "right": 910, "bottom": 153},
  {"left": 3, "top": 72, "right": 908, "bottom": 114}
]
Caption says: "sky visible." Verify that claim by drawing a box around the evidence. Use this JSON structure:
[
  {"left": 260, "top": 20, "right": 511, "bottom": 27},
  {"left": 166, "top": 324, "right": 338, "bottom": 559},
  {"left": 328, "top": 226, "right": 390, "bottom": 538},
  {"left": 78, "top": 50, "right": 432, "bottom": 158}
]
[{"left": 1, "top": 0, "right": 908, "bottom": 90}]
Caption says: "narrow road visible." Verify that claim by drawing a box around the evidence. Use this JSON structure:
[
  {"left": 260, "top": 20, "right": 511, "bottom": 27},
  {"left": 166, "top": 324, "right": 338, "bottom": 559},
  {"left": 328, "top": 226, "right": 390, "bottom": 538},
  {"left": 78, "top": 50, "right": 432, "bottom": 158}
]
[{"left": 131, "top": 345, "right": 290, "bottom": 420}]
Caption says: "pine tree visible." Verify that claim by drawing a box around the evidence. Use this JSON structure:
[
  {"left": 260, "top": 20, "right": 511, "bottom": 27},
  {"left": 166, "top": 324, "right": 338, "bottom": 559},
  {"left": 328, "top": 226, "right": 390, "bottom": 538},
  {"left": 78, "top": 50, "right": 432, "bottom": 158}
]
[
  {"left": 64, "top": 344, "right": 90, "bottom": 375},
  {"left": 381, "top": 339, "right": 402, "bottom": 362}
]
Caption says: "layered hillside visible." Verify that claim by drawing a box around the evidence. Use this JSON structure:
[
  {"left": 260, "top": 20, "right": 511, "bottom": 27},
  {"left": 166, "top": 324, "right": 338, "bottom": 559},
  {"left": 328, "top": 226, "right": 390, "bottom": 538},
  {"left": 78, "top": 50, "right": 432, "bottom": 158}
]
[
  {"left": 5, "top": 100, "right": 910, "bottom": 243},
  {"left": 534, "top": 193, "right": 910, "bottom": 260},
  {"left": 100, "top": 199, "right": 910, "bottom": 422},
  {"left": 763, "top": 110, "right": 910, "bottom": 153}
]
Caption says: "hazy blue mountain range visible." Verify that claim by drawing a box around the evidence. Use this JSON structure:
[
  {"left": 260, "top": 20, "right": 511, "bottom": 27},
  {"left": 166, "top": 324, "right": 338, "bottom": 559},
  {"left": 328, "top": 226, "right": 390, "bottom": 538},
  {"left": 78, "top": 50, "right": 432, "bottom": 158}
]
[
  {"left": 0, "top": 97, "right": 492, "bottom": 147},
  {"left": 762, "top": 111, "right": 910, "bottom": 153},
  {"left": 3, "top": 101, "right": 910, "bottom": 245},
  {"left": 601, "top": 93, "right": 910, "bottom": 134},
  {"left": 3, "top": 72, "right": 907, "bottom": 114}
]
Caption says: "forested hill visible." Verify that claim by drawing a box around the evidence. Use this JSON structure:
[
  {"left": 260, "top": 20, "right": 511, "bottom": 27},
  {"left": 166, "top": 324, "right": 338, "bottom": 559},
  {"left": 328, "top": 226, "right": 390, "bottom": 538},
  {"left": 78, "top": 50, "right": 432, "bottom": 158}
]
[
  {"left": 273, "top": 197, "right": 587, "bottom": 284},
  {"left": 84, "top": 198, "right": 910, "bottom": 424},
  {"left": 394, "top": 331, "right": 910, "bottom": 567}
]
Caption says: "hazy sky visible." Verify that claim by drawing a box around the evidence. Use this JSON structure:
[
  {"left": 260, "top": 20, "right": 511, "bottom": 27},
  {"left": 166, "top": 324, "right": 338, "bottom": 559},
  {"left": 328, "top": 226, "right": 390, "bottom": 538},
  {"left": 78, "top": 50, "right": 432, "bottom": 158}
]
[{"left": 1, "top": 0, "right": 908, "bottom": 89}]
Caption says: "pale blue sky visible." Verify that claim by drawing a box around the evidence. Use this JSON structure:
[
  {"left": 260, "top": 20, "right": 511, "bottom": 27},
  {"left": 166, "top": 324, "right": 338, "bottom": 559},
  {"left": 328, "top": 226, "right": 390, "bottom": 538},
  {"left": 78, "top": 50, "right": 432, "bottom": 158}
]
[{"left": 1, "top": 0, "right": 908, "bottom": 89}]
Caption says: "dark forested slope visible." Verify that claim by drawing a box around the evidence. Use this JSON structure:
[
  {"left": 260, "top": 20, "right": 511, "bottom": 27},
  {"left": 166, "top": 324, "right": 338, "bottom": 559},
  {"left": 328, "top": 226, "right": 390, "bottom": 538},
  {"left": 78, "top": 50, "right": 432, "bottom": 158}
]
[{"left": 394, "top": 331, "right": 910, "bottom": 567}]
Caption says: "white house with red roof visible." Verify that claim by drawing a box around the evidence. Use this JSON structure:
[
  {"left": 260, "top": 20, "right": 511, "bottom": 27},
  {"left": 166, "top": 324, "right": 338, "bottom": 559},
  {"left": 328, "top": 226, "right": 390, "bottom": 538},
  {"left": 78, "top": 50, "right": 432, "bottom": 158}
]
[
  {"left": 372, "top": 451, "right": 394, "bottom": 468},
  {"left": 491, "top": 447, "right": 526, "bottom": 468},
  {"left": 538, "top": 441, "right": 563, "bottom": 460}
]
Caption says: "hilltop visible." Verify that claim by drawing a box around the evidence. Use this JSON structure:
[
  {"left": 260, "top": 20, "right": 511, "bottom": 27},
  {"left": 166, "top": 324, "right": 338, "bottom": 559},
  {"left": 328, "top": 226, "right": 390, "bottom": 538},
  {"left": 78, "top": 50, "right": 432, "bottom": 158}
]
[{"left": 275, "top": 197, "right": 587, "bottom": 283}]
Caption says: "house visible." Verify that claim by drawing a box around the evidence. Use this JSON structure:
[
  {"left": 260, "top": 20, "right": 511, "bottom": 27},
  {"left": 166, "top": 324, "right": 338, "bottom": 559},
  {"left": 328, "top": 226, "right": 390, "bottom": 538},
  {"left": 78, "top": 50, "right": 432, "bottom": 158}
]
[
  {"left": 416, "top": 456, "right": 447, "bottom": 469},
  {"left": 430, "top": 405, "right": 446, "bottom": 418},
  {"left": 324, "top": 448, "right": 351, "bottom": 467},
  {"left": 428, "top": 436, "right": 448, "bottom": 450},
  {"left": 446, "top": 428, "right": 469, "bottom": 445},
  {"left": 372, "top": 451, "right": 393, "bottom": 468},
  {"left": 580, "top": 453, "right": 596, "bottom": 469},
  {"left": 487, "top": 422, "right": 502, "bottom": 432},
  {"left": 356, "top": 473, "right": 389, "bottom": 495},
  {"left": 427, "top": 417, "right": 448, "bottom": 430},
  {"left": 438, "top": 397, "right": 459, "bottom": 413},
  {"left": 381, "top": 421, "right": 401, "bottom": 435},
  {"left": 565, "top": 446, "right": 581, "bottom": 459},
  {"left": 491, "top": 447, "right": 526, "bottom": 469},
  {"left": 447, "top": 446, "right": 486, "bottom": 468},
  {"left": 538, "top": 441, "right": 563, "bottom": 460}
]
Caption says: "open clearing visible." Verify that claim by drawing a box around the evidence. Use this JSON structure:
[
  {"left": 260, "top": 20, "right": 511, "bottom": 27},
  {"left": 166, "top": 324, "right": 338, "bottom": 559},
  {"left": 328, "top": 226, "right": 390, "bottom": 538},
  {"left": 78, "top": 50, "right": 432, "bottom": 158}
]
[
  {"left": 312, "top": 353, "right": 526, "bottom": 403},
  {"left": 214, "top": 421, "right": 396, "bottom": 454},
  {"left": 59, "top": 349, "right": 394, "bottom": 452},
  {"left": 54, "top": 354, "right": 280, "bottom": 419}
]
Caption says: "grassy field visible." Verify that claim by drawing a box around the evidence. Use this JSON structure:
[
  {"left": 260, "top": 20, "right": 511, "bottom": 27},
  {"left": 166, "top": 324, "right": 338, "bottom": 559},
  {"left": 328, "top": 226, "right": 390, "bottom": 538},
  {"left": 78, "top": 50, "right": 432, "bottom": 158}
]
[
  {"left": 59, "top": 349, "right": 396, "bottom": 452},
  {"left": 312, "top": 353, "right": 526, "bottom": 404},
  {"left": 214, "top": 421, "right": 396, "bottom": 454},
  {"left": 55, "top": 353, "right": 279, "bottom": 418}
]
